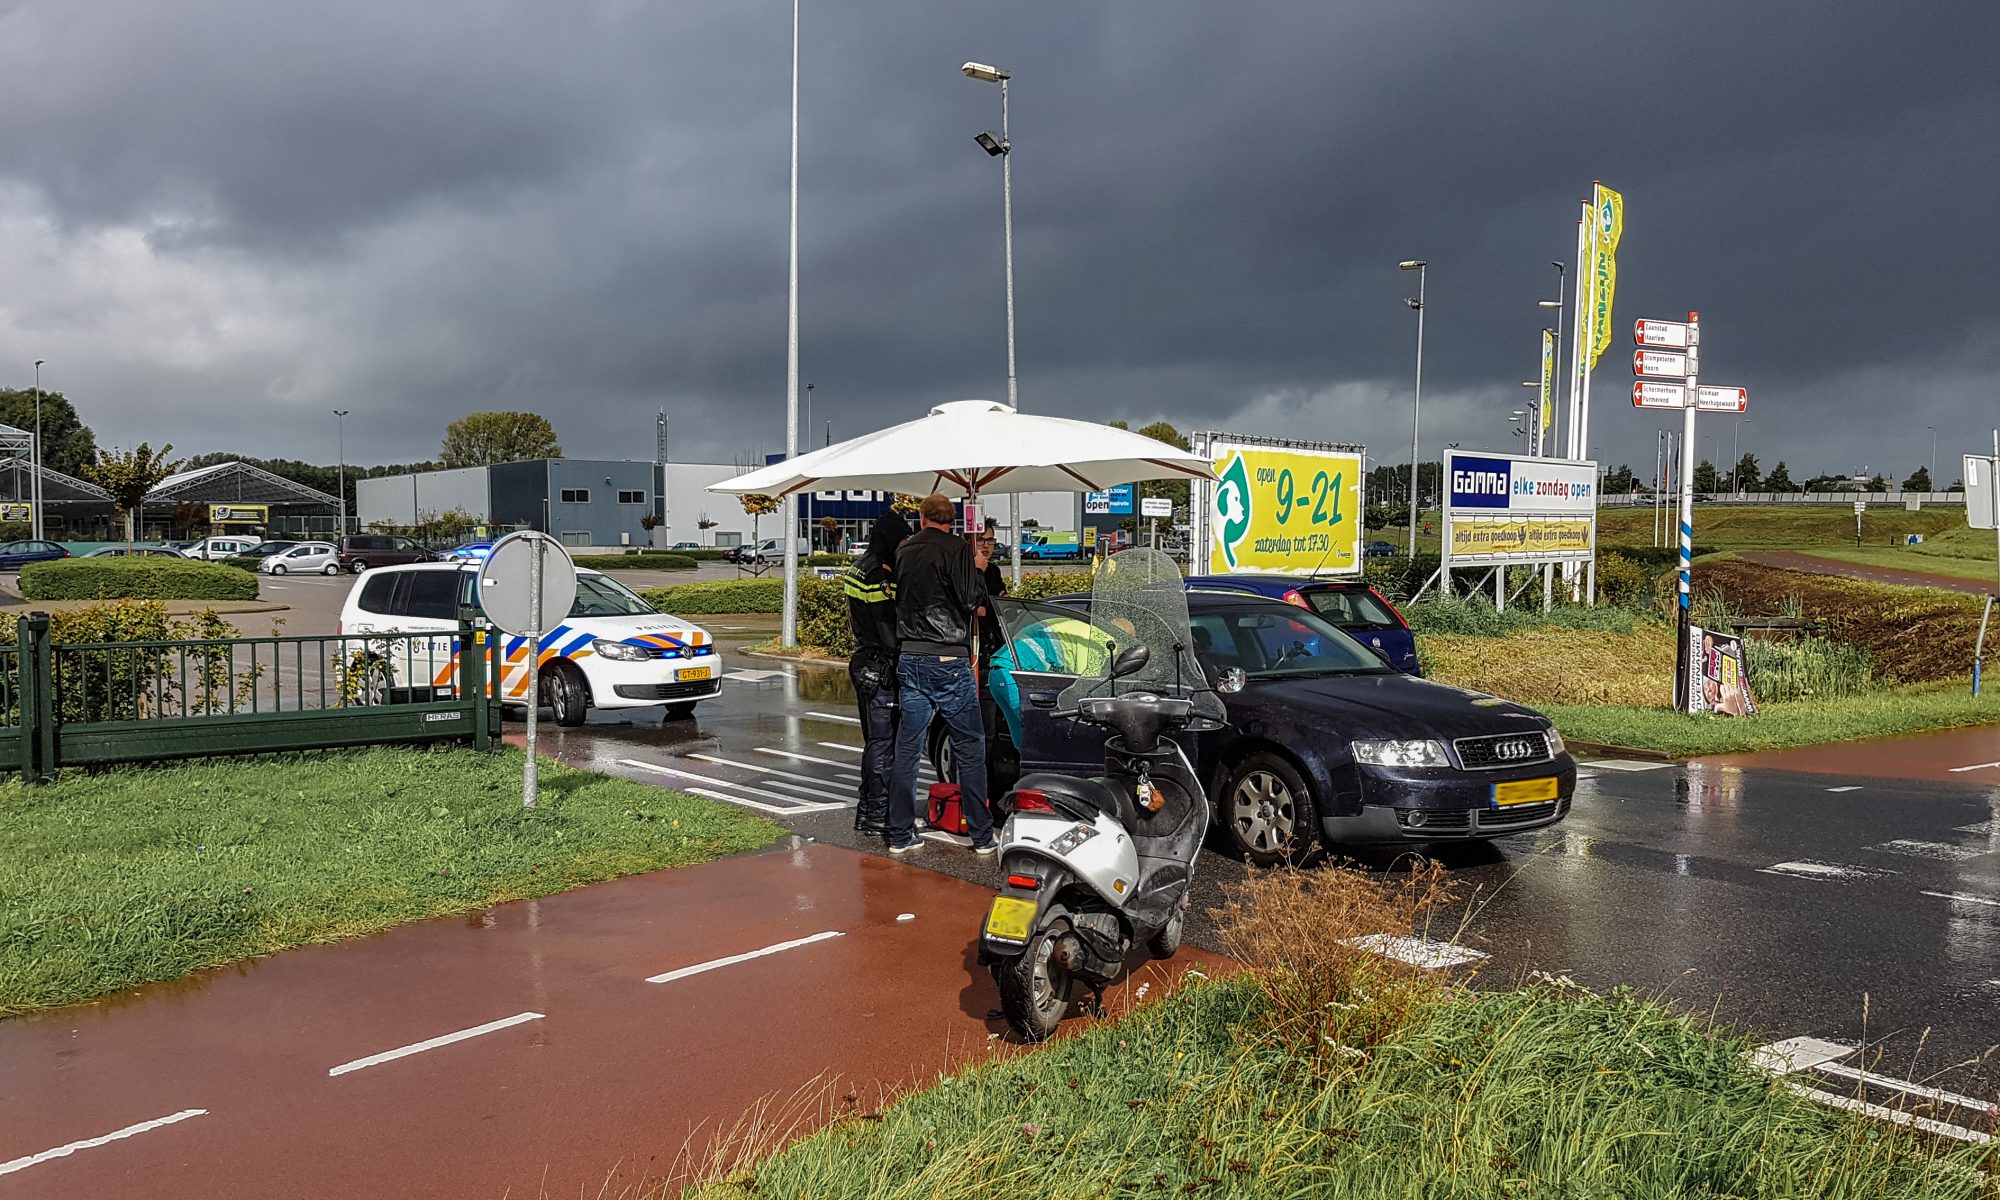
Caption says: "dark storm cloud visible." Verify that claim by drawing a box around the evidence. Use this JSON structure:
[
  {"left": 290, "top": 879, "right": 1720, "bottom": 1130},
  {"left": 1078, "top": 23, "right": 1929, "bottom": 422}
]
[{"left": 0, "top": 0, "right": 1992, "bottom": 480}]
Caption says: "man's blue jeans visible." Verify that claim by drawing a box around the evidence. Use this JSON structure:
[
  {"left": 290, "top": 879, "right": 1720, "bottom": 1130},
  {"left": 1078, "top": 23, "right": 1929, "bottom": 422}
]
[{"left": 888, "top": 654, "right": 992, "bottom": 847}]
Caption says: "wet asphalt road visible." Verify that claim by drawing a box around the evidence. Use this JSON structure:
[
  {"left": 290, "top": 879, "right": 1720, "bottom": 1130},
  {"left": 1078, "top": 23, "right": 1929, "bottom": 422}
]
[{"left": 531, "top": 647, "right": 2000, "bottom": 1096}]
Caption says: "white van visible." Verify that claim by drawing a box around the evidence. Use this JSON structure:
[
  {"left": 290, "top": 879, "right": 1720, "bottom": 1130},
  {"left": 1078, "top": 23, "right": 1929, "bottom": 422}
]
[{"left": 337, "top": 562, "right": 722, "bottom": 724}]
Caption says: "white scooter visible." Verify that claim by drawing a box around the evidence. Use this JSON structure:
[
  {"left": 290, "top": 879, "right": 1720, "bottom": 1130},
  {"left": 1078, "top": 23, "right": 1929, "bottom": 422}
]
[{"left": 979, "top": 641, "right": 1228, "bottom": 1041}]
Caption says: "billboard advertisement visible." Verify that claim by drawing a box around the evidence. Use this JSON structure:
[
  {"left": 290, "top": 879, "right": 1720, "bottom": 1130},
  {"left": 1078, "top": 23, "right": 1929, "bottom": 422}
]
[
  {"left": 1193, "top": 435, "right": 1363, "bottom": 576},
  {"left": 1686, "top": 625, "right": 1756, "bottom": 716},
  {"left": 209, "top": 504, "right": 270, "bottom": 524},
  {"left": 1443, "top": 451, "right": 1596, "bottom": 564},
  {"left": 1083, "top": 484, "right": 1134, "bottom": 516}
]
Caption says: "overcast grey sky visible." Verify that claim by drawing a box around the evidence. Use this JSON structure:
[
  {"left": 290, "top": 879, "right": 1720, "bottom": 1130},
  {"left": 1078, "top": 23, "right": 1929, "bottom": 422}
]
[{"left": 0, "top": 1, "right": 1992, "bottom": 480}]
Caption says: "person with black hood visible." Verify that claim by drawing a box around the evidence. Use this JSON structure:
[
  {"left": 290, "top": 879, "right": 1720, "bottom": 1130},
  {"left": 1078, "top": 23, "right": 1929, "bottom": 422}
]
[{"left": 843, "top": 510, "right": 910, "bottom": 835}]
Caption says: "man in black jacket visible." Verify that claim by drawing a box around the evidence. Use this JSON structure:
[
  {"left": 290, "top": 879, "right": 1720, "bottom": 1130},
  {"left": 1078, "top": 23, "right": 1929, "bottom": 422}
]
[
  {"left": 844, "top": 510, "right": 910, "bottom": 836},
  {"left": 885, "top": 493, "right": 994, "bottom": 854}
]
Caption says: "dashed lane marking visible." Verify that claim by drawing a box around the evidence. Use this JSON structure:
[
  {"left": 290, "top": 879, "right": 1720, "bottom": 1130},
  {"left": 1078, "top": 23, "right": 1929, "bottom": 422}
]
[
  {"left": 618, "top": 758, "right": 848, "bottom": 813},
  {"left": 1870, "top": 840, "right": 1985, "bottom": 861},
  {"left": 760, "top": 776, "right": 852, "bottom": 802},
  {"left": 1948, "top": 761, "right": 2000, "bottom": 773},
  {"left": 760, "top": 747, "right": 870, "bottom": 770},
  {"left": 0, "top": 1109, "right": 208, "bottom": 1178},
  {"left": 1757, "top": 861, "right": 1897, "bottom": 881},
  {"left": 1921, "top": 890, "right": 2000, "bottom": 909},
  {"left": 328, "top": 1012, "right": 544, "bottom": 1077},
  {"left": 688, "top": 787, "right": 845, "bottom": 816},
  {"left": 1749, "top": 1036, "right": 1851, "bottom": 1074},
  {"left": 1584, "top": 759, "right": 1675, "bottom": 772},
  {"left": 646, "top": 930, "right": 844, "bottom": 984},
  {"left": 1956, "top": 820, "right": 2000, "bottom": 835},
  {"left": 725, "top": 669, "right": 789, "bottom": 683},
  {"left": 1345, "top": 935, "right": 1487, "bottom": 969},
  {"left": 688, "top": 752, "right": 864, "bottom": 790},
  {"left": 1826, "top": 786, "right": 1863, "bottom": 793},
  {"left": 816, "top": 741, "right": 862, "bottom": 754},
  {"left": 806, "top": 711, "right": 862, "bottom": 726}
]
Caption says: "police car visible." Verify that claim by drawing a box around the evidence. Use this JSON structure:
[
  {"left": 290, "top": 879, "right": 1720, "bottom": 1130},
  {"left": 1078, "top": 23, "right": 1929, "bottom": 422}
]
[{"left": 336, "top": 562, "right": 721, "bottom": 724}]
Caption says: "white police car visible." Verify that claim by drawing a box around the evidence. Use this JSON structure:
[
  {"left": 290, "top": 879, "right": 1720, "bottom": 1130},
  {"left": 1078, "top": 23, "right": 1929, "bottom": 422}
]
[{"left": 336, "top": 562, "right": 721, "bottom": 724}]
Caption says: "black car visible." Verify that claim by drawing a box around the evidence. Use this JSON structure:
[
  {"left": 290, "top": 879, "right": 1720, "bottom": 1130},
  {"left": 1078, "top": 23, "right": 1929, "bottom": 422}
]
[{"left": 946, "top": 592, "right": 1575, "bottom": 865}]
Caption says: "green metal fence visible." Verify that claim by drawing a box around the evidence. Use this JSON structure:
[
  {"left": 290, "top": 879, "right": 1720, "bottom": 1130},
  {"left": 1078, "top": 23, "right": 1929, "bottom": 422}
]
[{"left": 6, "top": 614, "right": 502, "bottom": 781}]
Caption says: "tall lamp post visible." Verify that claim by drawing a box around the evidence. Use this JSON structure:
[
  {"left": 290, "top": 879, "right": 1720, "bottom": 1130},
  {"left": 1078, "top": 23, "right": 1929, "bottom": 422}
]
[
  {"left": 1399, "top": 260, "right": 1427, "bottom": 558},
  {"left": 1730, "top": 418, "right": 1750, "bottom": 494},
  {"left": 1927, "top": 425, "right": 1937, "bottom": 483},
  {"left": 334, "top": 410, "right": 351, "bottom": 537},
  {"left": 1538, "top": 262, "right": 1565, "bottom": 458},
  {"left": 964, "top": 60, "right": 1021, "bottom": 586},
  {"left": 780, "top": 0, "right": 802, "bottom": 647},
  {"left": 30, "top": 360, "right": 45, "bottom": 541}
]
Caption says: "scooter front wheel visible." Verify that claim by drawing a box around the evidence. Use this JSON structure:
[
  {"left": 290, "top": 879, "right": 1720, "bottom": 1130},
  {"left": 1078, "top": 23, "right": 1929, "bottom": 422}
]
[
  {"left": 1148, "top": 906, "right": 1184, "bottom": 959},
  {"left": 996, "top": 931, "right": 1071, "bottom": 1042}
]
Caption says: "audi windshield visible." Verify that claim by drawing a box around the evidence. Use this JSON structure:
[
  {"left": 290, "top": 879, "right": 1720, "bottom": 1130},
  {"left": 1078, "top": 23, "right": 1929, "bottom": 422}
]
[{"left": 1191, "top": 605, "right": 1392, "bottom": 679}]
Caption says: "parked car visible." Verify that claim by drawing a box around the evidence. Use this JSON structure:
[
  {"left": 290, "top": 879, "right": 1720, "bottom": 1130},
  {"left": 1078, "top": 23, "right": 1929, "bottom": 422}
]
[
  {"left": 668, "top": 541, "right": 703, "bottom": 552},
  {"left": 441, "top": 542, "right": 493, "bottom": 564},
  {"left": 748, "top": 537, "right": 812, "bottom": 563},
  {"left": 1019, "top": 530, "right": 1082, "bottom": 560},
  {"left": 942, "top": 591, "right": 1573, "bottom": 865},
  {"left": 338, "top": 563, "right": 722, "bottom": 723},
  {"left": 84, "top": 545, "right": 187, "bottom": 558},
  {"left": 260, "top": 541, "right": 342, "bottom": 575},
  {"left": 241, "top": 540, "right": 299, "bottom": 561},
  {"left": 1184, "top": 574, "right": 1421, "bottom": 675},
  {"left": 184, "top": 535, "right": 263, "bottom": 561},
  {"left": 1363, "top": 540, "right": 1397, "bottom": 558},
  {"left": 337, "top": 534, "right": 431, "bottom": 574},
  {"left": 0, "top": 540, "right": 70, "bottom": 571}
]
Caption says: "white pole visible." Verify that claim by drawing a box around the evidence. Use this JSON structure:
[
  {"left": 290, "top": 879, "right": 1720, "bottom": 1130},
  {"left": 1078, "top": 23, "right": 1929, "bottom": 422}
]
[
  {"left": 1000, "top": 77, "right": 1022, "bottom": 588},
  {"left": 335, "top": 410, "right": 350, "bottom": 538},
  {"left": 31, "top": 360, "right": 44, "bottom": 541},
  {"left": 1566, "top": 209, "right": 1589, "bottom": 461},
  {"left": 1406, "top": 265, "right": 1426, "bottom": 558},
  {"left": 780, "top": 0, "right": 801, "bottom": 647},
  {"left": 1674, "top": 313, "right": 1701, "bottom": 711}
]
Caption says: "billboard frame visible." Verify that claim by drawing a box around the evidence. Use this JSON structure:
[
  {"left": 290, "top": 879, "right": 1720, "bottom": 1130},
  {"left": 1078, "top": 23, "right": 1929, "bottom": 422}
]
[
  {"left": 1189, "top": 430, "right": 1367, "bottom": 578},
  {"left": 1440, "top": 449, "right": 1597, "bottom": 611}
]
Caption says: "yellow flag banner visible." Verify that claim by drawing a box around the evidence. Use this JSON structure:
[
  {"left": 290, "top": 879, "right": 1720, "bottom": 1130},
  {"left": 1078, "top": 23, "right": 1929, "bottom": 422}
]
[
  {"left": 1587, "top": 183, "right": 1624, "bottom": 368},
  {"left": 1538, "top": 329, "right": 1556, "bottom": 430}
]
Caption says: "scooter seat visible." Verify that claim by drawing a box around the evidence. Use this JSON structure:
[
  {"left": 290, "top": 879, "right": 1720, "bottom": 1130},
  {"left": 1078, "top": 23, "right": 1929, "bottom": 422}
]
[{"left": 1014, "top": 772, "right": 1138, "bottom": 831}]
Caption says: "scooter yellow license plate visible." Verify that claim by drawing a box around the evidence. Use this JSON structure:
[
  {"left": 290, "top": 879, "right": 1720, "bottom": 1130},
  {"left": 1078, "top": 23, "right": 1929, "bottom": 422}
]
[{"left": 985, "top": 896, "right": 1037, "bottom": 942}]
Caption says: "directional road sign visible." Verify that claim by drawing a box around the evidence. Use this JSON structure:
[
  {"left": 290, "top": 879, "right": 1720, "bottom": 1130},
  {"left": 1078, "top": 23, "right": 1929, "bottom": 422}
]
[
  {"left": 1140, "top": 496, "right": 1173, "bottom": 518},
  {"left": 1632, "top": 381, "right": 1690, "bottom": 409},
  {"left": 1693, "top": 385, "right": 1748, "bottom": 413},
  {"left": 1634, "top": 319, "right": 1696, "bottom": 349},
  {"left": 1634, "top": 349, "right": 1692, "bottom": 378}
]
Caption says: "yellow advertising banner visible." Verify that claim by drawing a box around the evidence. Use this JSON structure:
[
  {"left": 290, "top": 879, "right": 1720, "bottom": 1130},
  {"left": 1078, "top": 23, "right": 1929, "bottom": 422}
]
[
  {"left": 1207, "top": 444, "right": 1363, "bottom": 575},
  {"left": 1538, "top": 329, "right": 1555, "bottom": 430},
  {"left": 1587, "top": 183, "right": 1624, "bottom": 368},
  {"left": 1448, "top": 518, "right": 1594, "bottom": 560},
  {"left": 0, "top": 502, "right": 31, "bottom": 523},
  {"left": 209, "top": 504, "right": 269, "bottom": 524}
]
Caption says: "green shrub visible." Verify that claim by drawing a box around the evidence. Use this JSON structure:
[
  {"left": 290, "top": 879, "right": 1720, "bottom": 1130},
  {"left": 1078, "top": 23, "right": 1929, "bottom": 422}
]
[
  {"left": 1363, "top": 552, "right": 1441, "bottom": 602},
  {"left": 806, "top": 552, "right": 848, "bottom": 567},
  {"left": 1402, "top": 593, "right": 1650, "bottom": 637},
  {"left": 569, "top": 553, "right": 696, "bottom": 571},
  {"left": 1594, "top": 552, "right": 1655, "bottom": 607},
  {"left": 1012, "top": 570, "right": 1097, "bottom": 601},
  {"left": 797, "top": 575, "right": 853, "bottom": 656},
  {"left": 219, "top": 556, "right": 262, "bottom": 572},
  {"left": 20, "top": 558, "right": 260, "bottom": 602},
  {"left": 0, "top": 521, "right": 30, "bottom": 542},
  {"left": 1743, "top": 635, "right": 1874, "bottom": 703},
  {"left": 641, "top": 578, "right": 784, "bottom": 614},
  {"left": 41, "top": 601, "right": 250, "bottom": 722}
]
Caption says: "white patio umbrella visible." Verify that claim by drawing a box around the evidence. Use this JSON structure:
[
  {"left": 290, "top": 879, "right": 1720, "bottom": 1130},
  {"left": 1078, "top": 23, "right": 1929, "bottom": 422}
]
[{"left": 708, "top": 400, "right": 1216, "bottom": 499}]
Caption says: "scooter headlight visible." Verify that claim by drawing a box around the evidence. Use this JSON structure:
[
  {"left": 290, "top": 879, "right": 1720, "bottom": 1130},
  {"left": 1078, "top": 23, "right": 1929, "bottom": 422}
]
[{"left": 1046, "top": 824, "right": 1099, "bottom": 855}]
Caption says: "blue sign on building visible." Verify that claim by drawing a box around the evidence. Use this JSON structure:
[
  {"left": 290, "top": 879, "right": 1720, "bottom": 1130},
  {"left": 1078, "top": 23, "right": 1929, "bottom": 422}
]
[{"left": 1084, "top": 483, "right": 1135, "bottom": 515}]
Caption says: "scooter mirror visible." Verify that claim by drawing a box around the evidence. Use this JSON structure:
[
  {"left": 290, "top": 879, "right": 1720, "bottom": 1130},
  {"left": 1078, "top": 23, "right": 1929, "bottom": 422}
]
[
  {"left": 1109, "top": 644, "right": 1151, "bottom": 679},
  {"left": 1216, "top": 667, "right": 1248, "bottom": 695}
]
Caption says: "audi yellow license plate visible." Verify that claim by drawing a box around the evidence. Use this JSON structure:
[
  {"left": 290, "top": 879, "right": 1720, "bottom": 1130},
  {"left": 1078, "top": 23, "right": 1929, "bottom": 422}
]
[
  {"left": 679, "top": 666, "right": 712, "bottom": 682},
  {"left": 1492, "top": 777, "right": 1559, "bottom": 806},
  {"left": 985, "top": 896, "right": 1037, "bottom": 942}
]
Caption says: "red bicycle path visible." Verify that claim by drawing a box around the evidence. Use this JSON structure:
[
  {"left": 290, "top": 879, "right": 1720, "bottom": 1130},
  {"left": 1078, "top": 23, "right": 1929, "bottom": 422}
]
[
  {"left": 0, "top": 843, "right": 1219, "bottom": 1199},
  {"left": 1738, "top": 550, "right": 1996, "bottom": 596}
]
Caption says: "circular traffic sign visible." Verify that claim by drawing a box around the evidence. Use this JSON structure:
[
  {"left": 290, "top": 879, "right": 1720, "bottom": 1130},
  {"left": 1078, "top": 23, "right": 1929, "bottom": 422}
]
[{"left": 476, "top": 531, "right": 578, "bottom": 636}]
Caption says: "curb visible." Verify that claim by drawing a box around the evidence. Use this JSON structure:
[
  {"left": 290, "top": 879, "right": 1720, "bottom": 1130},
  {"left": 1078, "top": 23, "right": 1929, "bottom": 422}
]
[{"left": 1567, "top": 740, "right": 1677, "bottom": 762}]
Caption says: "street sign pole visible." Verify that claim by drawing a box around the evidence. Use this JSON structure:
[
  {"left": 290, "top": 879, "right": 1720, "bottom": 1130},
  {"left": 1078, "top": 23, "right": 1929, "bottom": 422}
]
[
  {"left": 523, "top": 535, "right": 543, "bottom": 808},
  {"left": 1674, "top": 311, "right": 1700, "bottom": 713},
  {"left": 477, "top": 531, "right": 579, "bottom": 809}
]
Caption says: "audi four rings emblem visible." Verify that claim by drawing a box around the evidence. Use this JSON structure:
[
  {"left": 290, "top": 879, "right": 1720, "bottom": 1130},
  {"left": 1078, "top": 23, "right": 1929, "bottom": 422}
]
[{"left": 1497, "top": 739, "right": 1536, "bottom": 761}]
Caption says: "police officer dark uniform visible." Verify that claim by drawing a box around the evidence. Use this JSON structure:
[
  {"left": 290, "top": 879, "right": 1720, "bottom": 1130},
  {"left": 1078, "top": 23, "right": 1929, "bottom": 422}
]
[{"left": 844, "top": 511, "right": 911, "bottom": 835}]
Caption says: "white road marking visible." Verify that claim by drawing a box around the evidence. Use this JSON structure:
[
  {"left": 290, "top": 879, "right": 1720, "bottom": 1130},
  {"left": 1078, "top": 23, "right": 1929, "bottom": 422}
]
[
  {"left": 1948, "top": 760, "right": 2000, "bottom": 773},
  {"left": 816, "top": 741, "right": 862, "bottom": 754},
  {"left": 1825, "top": 786, "right": 1863, "bottom": 793},
  {"left": 1784, "top": 1083, "right": 1991, "bottom": 1144},
  {"left": 1584, "top": 759, "right": 1674, "bottom": 772},
  {"left": 759, "top": 747, "right": 860, "bottom": 769},
  {"left": 921, "top": 830, "right": 972, "bottom": 845},
  {"left": 689, "top": 752, "right": 857, "bottom": 789},
  {"left": 806, "top": 711, "right": 862, "bottom": 726},
  {"left": 1869, "top": 840, "right": 1984, "bottom": 861},
  {"left": 1750, "top": 1036, "right": 1852, "bottom": 1074},
  {"left": 809, "top": 740, "right": 932, "bottom": 779},
  {"left": 328, "top": 1011, "right": 544, "bottom": 1077},
  {"left": 761, "top": 776, "right": 852, "bottom": 803},
  {"left": 1345, "top": 934, "right": 1488, "bottom": 969},
  {"left": 724, "top": 669, "right": 789, "bottom": 683},
  {"left": 0, "top": 1109, "right": 208, "bottom": 1177},
  {"left": 618, "top": 758, "right": 845, "bottom": 812},
  {"left": 1758, "top": 861, "right": 1895, "bottom": 881},
  {"left": 1922, "top": 890, "right": 2000, "bottom": 908},
  {"left": 688, "top": 787, "right": 845, "bottom": 815},
  {"left": 1813, "top": 1061, "right": 1998, "bottom": 1114},
  {"left": 647, "top": 930, "right": 844, "bottom": 984},
  {"left": 1955, "top": 819, "right": 2000, "bottom": 835}
]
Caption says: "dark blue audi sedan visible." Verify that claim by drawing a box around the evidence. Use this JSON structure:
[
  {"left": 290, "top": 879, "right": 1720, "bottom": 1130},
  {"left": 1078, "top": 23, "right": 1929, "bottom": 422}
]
[
  {"left": 1183, "top": 574, "right": 1421, "bottom": 676},
  {"left": 952, "top": 592, "right": 1573, "bottom": 866}
]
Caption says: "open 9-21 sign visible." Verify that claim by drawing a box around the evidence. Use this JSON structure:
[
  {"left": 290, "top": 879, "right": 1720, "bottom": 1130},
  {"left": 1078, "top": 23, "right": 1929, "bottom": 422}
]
[{"left": 1203, "top": 439, "right": 1362, "bottom": 576}]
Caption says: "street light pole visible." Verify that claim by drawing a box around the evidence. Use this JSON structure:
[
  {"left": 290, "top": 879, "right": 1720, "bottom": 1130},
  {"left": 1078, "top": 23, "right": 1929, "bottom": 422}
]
[
  {"left": 780, "top": 0, "right": 801, "bottom": 648},
  {"left": 1730, "top": 418, "right": 1749, "bottom": 494},
  {"left": 1399, "top": 260, "right": 1427, "bottom": 558},
  {"left": 31, "top": 360, "right": 44, "bottom": 541},
  {"left": 964, "top": 60, "right": 1021, "bottom": 586},
  {"left": 334, "top": 410, "right": 350, "bottom": 537},
  {"left": 1928, "top": 425, "right": 1938, "bottom": 484},
  {"left": 1538, "top": 262, "right": 1565, "bottom": 458}
]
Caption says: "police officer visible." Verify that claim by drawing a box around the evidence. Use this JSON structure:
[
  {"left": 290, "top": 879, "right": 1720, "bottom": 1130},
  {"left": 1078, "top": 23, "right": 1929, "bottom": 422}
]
[{"left": 844, "top": 511, "right": 910, "bottom": 835}]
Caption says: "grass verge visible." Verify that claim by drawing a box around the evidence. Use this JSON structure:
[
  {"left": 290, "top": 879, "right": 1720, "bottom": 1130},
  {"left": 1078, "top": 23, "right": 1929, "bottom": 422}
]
[
  {"left": 1544, "top": 685, "right": 2000, "bottom": 757},
  {"left": 0, "top": 746, "right": 782, "bottom": 1014},
  {"left": 688, "top": 868, "right": 1994, "bottom": 1200}
]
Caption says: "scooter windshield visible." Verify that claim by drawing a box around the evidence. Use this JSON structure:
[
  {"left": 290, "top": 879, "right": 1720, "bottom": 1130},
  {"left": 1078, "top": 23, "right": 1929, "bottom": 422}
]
[{"left": 1055, "top": 548, "right": 1227, "bottom": 730}]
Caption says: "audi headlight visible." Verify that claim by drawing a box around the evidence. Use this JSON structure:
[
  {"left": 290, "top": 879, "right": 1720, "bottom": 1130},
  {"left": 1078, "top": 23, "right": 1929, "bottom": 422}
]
[
  {"left": 591, "top": 639, "right": 652, "bottom": 662},
  {"left": 1351, "top": 738, "right": 1451, "bottom": 768},
  {"left": 1544, "top": 727, "right": 1566, "bottom": 756}
]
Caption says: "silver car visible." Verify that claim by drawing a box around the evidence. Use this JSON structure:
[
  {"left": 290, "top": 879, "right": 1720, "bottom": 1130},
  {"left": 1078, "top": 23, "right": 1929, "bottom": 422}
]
[{"left": 260, "top": 541, "right": 341, "bottom": 575}]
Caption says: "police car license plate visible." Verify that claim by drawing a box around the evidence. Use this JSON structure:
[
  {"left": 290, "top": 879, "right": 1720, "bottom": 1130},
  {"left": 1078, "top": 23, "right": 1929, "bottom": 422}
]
[
  {"left": 679, "top": 666, "right": 712, "bottom": 682},
  {"left": 985, "top": 896, "right": 1036, "bottom": 942},
  {"left": 1492, "top": 777, "right": 1558, "bottom": 806}
]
